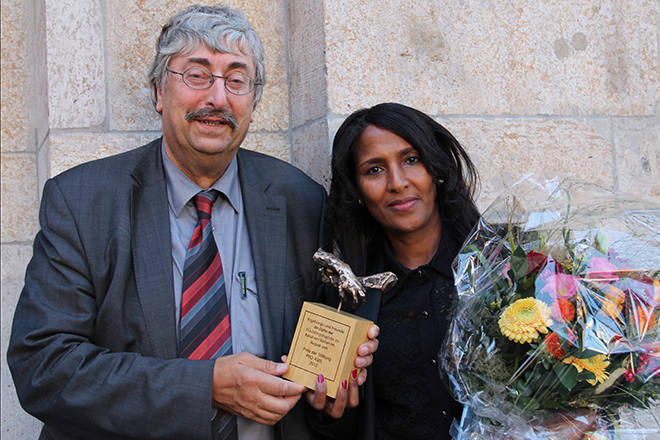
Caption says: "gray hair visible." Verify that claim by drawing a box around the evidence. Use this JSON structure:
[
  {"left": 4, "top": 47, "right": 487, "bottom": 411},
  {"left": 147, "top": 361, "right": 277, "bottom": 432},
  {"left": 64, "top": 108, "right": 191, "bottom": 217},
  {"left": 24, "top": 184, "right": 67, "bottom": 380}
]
[{"left": 147, "top": 5, "right": 267, "bottom": 111}]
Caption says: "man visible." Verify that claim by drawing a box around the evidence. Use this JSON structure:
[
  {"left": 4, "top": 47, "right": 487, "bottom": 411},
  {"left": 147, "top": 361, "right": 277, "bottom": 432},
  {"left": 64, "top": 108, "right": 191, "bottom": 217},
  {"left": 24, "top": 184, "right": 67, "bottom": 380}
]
[{"left": 7, "top": 5, "right": 376, "bottom": 440}]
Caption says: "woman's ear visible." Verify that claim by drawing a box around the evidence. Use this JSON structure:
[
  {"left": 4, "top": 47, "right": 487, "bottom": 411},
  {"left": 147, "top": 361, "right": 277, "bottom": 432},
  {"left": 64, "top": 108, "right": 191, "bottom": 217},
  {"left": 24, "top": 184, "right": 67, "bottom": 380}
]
[{"left": 353, "top": 185, "right": 363, "bottom": 206}]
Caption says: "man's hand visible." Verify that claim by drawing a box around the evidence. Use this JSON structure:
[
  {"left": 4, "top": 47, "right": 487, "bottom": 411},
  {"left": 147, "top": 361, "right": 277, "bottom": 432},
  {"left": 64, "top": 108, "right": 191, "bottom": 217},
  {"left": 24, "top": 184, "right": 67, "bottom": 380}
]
[
  {"left": 212, "top": 352, "right": 306, "bottom": 425},
  {"left": 304, "top": 324, "right": 379, "bottom": 418}
]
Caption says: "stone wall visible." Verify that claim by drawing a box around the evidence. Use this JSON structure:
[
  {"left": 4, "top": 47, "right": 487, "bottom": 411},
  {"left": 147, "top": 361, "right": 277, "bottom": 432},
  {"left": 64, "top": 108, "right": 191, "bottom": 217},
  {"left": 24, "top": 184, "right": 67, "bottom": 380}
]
[{"left": 1, "top": 0, "right": 658, "bottom": 437}]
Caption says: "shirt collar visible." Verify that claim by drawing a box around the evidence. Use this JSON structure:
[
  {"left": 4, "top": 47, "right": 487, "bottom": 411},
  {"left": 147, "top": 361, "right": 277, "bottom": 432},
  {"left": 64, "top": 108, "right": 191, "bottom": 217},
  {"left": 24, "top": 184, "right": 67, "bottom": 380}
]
[{"left": 161, "top": 143, "right": 241, "bottom": 217}]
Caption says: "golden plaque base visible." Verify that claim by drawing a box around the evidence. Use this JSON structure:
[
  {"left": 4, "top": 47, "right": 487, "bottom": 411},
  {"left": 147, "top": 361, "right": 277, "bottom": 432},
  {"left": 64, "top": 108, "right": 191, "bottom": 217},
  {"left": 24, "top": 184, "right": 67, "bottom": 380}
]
[{"left": 283, "top": 301, "right": 373, "bottom": 398}]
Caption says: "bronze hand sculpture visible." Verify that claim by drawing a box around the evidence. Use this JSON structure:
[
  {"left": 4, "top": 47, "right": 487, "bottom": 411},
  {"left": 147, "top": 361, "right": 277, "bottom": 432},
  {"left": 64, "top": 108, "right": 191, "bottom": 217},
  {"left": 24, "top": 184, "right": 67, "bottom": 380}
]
[{"left": 313, "top": 248, "right": 398, "bottom": 310}]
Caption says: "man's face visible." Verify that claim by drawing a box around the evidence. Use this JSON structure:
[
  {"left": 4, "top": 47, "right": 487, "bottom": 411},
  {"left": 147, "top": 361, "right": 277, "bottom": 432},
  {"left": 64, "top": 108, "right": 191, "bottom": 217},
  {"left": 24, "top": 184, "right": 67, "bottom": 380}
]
[{"left": 156, "top": 45, "right": 256, "bottom": 173}]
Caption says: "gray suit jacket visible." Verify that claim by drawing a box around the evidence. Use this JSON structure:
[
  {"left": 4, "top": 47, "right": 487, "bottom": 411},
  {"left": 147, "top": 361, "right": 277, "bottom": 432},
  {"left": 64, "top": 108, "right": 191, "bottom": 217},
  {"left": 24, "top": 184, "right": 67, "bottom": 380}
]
[{"left": 7, "top": 139, "right": 326, "bottom": 440}]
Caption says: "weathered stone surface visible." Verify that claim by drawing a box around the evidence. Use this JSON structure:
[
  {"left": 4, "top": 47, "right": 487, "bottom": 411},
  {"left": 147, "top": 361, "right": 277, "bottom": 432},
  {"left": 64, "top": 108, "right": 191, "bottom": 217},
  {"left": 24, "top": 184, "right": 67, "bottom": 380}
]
[
  {"left": 0, "top": 0, "right": 28, "bottom": 152},
  {"left": 293, "top": 119, "right": 332, "bottom": 186},
  {"left": 49, "top": 133, "right": 161, "bottom": 177},
  {"left": 1, "top": 155, "right": 39, "bottom": 243},
  {"left": 1, "top": 245, "right": 43, "bottom": 438},
  {"left": 288, "top": 0, "right": 328, "bottom": 130},
  {"left": 1, "top": 0, "right": 49, "bottom": 152},
  {"left": 241, "top": 133, "right": 290, "bottom": 163},
  {"left": 325, "top": 0, "right": 660, "bottom": 116},
  {"left": 436, "top": 118, "right": 615, "bottom": 210},
  {"left": 106, "top": 0, "right": 289, "bottom": 132},
  {"left": 46, "top": 0, "right": 105, "bottom": 129},
  {"left": 613, "top": 118, "right": 660, "bottom": 204}
]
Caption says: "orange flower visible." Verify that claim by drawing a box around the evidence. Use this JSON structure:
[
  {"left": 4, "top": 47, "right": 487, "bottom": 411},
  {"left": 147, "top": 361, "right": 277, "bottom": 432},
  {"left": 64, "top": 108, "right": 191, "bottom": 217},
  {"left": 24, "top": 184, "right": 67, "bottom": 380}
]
[
  {"left": 544, "top": 332, "right": 566, "bottom": 359},
  {"left": 551, "top": 299, "right": 575, "bottom": 322}
]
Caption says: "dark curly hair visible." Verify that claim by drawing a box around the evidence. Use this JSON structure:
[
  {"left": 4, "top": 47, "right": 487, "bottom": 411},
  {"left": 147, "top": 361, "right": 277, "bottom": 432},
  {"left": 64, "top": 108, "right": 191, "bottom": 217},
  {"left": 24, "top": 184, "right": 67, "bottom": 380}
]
[{"left": 325, "top": 103, "right": 480, "bottom": 275}]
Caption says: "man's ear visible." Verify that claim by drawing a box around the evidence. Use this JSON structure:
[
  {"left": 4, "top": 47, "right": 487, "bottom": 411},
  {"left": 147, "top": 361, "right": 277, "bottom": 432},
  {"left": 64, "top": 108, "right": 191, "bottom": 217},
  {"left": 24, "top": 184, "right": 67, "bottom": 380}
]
[{"left": 155, "top": 85, "right": 164, "bottom": 114}]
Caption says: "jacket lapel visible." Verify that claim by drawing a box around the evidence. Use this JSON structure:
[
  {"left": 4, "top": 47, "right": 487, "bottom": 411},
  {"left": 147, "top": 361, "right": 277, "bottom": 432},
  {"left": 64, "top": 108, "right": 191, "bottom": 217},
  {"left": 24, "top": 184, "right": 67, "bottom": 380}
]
[
  {"left": 130, "top": 140, "right": 179, "bottom": 359},
  {"left": 237, "top": 150, "right": 287, "bottom": 361}
]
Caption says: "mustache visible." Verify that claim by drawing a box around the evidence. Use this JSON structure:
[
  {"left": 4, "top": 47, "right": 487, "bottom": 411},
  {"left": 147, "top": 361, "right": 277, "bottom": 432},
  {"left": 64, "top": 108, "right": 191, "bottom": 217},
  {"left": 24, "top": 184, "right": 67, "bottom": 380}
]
[{"left": 185, "top": 108, "right": 238, "bottom": 131}]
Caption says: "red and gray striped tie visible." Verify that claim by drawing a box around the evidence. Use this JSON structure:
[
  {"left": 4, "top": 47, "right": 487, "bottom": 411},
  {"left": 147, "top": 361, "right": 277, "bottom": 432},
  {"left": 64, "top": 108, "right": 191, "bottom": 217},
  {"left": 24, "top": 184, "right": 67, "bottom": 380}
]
[{"left": 179, "top": 190, "right": 237, "bottom": 439}]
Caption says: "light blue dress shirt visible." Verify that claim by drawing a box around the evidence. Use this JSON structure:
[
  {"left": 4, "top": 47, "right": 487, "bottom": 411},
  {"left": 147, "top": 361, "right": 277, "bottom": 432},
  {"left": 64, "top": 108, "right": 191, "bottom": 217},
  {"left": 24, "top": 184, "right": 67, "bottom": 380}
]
[{"left": 162, "top": 145, "right": 273, "bottom": 440}]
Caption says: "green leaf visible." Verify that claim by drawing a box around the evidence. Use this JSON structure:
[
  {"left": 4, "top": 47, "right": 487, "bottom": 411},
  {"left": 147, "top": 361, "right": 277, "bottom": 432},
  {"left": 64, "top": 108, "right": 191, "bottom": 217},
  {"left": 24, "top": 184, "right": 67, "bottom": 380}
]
[
  {"left": 577, "top": 371, "right": 596, "bottom": 383},
  {"left": 517, "top": 276, "right": 537, "bottom": 297},
  {"left": 510, "top": 245, "right": 529, "bottom": 280},
  {"left": 554, "top": 363, "right": 578, "bottom": 391}
]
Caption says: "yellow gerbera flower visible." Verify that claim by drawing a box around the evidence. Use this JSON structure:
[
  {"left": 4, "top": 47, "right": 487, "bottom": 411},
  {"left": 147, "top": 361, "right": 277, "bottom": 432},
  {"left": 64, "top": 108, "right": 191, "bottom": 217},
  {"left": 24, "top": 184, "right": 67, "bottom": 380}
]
[
  {"left": 499, "top": 297, "right": 553, "bottom": 344},
  {"left": 563, "top": 354, "right": 610, "bottom": 385}
]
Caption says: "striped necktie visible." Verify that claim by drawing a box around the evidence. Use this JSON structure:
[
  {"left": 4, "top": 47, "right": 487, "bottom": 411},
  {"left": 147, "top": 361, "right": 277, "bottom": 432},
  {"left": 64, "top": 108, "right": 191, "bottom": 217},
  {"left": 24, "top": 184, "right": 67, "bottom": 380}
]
[{"left": 179, "top": 190, "right": 237, "bottom": 439}]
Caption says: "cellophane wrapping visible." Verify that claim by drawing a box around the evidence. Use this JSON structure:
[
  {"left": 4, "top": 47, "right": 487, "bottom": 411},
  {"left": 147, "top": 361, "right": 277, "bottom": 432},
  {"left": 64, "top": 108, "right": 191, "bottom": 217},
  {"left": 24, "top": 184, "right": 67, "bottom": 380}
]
[{"left": 442, "top": 172, "right": 660, "bottom": 439}]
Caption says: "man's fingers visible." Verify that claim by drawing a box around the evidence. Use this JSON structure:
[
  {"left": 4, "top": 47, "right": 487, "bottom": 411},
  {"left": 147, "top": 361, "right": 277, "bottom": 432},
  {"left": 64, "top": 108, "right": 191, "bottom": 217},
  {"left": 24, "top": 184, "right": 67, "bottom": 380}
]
[
  {"left": 251, "top": 393, "right": 303, "bottom": 425},
  {"left": 367, "top": 324, "right": 380, "bottom": 340},
  {"left": 259, "top": 372, "right": 306, "bottom": 397},
  {"left": 241, "top": 355, "right": 290, "bottom": 377},
  {"left": 357, "top": 367, "right": 368, "bottom": 387},
  {"left": 212, "top": 353, "right": 305, "bottom": 425}
]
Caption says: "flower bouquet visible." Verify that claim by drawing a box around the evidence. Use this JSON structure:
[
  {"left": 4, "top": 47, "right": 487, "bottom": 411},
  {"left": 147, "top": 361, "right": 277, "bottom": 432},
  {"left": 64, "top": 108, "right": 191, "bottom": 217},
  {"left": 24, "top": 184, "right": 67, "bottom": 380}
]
[{"left": 442, "top": 172, "right": 660, "bottom": 439}]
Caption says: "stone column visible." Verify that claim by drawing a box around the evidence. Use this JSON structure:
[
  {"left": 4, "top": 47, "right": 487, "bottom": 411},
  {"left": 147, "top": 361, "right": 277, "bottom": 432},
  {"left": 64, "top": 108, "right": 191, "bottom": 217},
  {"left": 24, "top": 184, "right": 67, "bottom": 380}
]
[{"left": 1, "top": 0, "right": 49, "bottom": 436}]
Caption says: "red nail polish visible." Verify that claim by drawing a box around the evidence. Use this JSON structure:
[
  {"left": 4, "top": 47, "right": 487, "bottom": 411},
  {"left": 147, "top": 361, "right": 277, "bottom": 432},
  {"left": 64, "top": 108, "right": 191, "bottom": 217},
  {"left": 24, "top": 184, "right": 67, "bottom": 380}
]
[
  {"left": 318, "top": 374, "right": 324, "bottom": 384},
  {"left": 351, "top": 369, "right": 357, "bottom": 380},
  {"left": 342, "top": 380, "right": 347, "bottom": 390}
]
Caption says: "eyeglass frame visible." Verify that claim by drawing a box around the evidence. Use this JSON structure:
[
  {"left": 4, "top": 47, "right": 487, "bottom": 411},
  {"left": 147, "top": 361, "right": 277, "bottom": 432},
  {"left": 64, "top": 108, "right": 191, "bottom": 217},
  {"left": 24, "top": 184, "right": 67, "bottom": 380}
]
[{"left": 165, "top": 67, "right": 263, "bottom": 96}]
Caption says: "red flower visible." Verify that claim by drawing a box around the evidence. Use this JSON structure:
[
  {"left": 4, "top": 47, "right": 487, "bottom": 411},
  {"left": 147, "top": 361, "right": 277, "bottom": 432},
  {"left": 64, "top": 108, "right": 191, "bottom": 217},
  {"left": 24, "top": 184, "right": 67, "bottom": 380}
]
[
  {"left": 527, "top": 251, "right": 548, "bottom": 274},
  {"left": 625, "top": 369, "right": 635, "bottom": 383},
  {"left": 544, "top": 332, "right": 566, "bottom": 359}
]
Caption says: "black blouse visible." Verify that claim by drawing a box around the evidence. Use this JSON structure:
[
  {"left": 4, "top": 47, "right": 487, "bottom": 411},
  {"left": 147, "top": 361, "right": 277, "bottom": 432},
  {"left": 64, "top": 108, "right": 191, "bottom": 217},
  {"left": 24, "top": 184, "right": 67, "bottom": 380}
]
[{"left": 371, "top": 231, "right": 464, "bottom": 440}]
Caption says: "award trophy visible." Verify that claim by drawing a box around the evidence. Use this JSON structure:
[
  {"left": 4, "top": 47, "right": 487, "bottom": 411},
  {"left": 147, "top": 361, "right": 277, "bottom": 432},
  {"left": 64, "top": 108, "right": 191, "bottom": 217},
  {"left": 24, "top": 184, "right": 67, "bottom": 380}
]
[{"left": 283, "top": 248, "right": 397, "bottom": 398}]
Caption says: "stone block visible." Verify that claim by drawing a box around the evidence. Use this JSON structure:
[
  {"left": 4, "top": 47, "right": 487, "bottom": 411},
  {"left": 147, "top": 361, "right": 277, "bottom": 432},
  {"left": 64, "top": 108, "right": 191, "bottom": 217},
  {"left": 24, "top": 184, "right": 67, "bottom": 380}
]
[
  {"left": 287, "top": 0, "right": 328, "bottom": 129},
  {"left": 0, "top": 0, "right": 28, "bottom": 151},
  {"left": 613, "top": 118, "right": 660, "bottom": 204},
  {"left": 437, "top": 118, "right": 614, "bottom": 210},
  {"left": 1, "top": 0, "right": 49, "bottom": 152},
  {"left": 241, "top": 133, "right": 291, "bottom": 164},
  {"left": 1, "top": 244, "right": 43, "bottom": 438},
  {"left": 1, "top": 154, "right": 39, "bottom": 243},
  {"left": 46, "top": 0, "right": 105, "bottom": 129},
  {"left": 324, "top": 0, "right": 659, "bottom": 117},
  {"left": 106, "top": 0, "right": 289, "bottom": 133},
  {"left": 293, "top": 119, "right": 332, "bottom": 187},
  {"left": 49, "top": 133, "right": 160, "bottom": 177}
]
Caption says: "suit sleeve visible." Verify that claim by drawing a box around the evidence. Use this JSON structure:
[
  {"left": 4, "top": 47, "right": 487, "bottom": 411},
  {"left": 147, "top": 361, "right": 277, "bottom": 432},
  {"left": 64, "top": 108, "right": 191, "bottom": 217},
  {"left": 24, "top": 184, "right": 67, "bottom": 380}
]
[{"left": 7, "top": 179, "right": 217, "bottom": 440}]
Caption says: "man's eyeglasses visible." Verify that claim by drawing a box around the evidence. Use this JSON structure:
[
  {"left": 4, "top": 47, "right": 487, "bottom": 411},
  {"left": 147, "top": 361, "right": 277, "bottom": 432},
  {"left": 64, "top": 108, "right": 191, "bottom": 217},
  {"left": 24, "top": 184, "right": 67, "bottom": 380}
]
[{"left": 166, "top": 67, "right": 261, "bottom": 96}]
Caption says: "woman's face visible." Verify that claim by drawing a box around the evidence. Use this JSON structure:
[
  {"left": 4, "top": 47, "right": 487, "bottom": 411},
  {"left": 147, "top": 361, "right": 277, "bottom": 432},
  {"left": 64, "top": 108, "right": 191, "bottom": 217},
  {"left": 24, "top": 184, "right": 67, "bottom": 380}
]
[{"left": 353, "top": 125, "right": 440, "bottom": 241}]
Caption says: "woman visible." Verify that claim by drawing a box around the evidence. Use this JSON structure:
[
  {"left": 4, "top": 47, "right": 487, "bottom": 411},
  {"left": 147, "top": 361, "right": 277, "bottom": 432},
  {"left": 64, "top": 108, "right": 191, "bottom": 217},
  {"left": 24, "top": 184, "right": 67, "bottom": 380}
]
[{"left": 325, "top": 103, "right": 480, "bottom": 439}]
